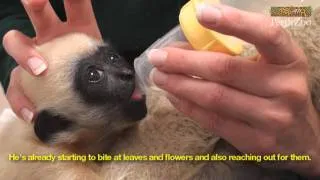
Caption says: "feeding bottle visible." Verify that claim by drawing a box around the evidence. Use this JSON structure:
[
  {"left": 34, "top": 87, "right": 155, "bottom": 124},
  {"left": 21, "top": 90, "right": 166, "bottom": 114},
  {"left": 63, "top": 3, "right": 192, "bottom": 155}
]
[{"left": 133, "top": 0, "right": 244, "bottom": 94}]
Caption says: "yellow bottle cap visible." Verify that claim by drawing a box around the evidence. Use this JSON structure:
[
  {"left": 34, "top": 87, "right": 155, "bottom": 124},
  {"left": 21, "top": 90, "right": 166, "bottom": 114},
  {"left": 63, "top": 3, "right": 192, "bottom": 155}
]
[{"left": 179, "top": 0, "right": 244, "bottom": 55}]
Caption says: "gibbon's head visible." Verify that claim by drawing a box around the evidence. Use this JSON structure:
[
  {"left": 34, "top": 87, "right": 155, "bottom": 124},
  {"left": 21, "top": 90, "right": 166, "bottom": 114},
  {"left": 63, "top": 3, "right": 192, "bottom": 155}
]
[{"left": 20, "top": 33, "right": 147, "bottom": 153}]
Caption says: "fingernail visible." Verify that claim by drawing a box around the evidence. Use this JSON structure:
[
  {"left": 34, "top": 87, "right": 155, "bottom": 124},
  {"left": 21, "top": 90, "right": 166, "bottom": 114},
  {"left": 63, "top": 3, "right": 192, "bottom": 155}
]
[
  {"left": 147, "top": 49, "right": 168, "bottom": 66},
  {"left": 21, "top": 108, "right": 34, "bottom": 123},
  {"left": 27, "top": 57, "right": 47, "bottom": 75},
  {"left": 149, "top": 69, "right": 168, "bottom": 86},
  {"left": 196, "top": 4, "right": 222, "bottom": 25}
]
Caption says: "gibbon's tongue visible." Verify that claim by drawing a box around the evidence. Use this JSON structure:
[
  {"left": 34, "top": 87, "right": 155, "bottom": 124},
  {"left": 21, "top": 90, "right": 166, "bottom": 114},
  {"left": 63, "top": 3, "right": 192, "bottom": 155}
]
[{"left": 131, "top": 88, "right": 143, "bottom": 101}]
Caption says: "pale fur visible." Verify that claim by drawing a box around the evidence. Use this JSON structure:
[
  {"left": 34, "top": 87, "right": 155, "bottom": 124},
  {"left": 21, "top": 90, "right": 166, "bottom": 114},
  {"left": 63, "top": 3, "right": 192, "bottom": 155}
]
[
  {"left": 20, "top": 34, "right": 105, "bottom": 127},
  {"left": 0, "top": 7, "right": 319, "bottom": 180}
]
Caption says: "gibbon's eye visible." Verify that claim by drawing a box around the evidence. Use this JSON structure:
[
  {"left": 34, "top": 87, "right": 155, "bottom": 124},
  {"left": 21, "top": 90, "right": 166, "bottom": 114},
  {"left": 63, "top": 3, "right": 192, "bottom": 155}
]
[
  {"left": 87, "top": 67, "right": 104, "bottom": 83},
  {"left": 107, "top": 52, "right": 120, "bottom": 63}
]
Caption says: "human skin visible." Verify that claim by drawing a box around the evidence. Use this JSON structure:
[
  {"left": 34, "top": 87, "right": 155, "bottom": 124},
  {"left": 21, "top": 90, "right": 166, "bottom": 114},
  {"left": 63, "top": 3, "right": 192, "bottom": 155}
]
[{"left": 148, "top": 3, "right": 320, "bottom": 176}]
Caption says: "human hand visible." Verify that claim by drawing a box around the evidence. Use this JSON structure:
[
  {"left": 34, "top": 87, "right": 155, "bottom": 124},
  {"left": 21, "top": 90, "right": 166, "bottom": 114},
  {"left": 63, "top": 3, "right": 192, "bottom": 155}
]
[
  {"left": 149, "top": 4, "right": 320, "bottom": 176},
  {"left": 2, "top": 0, "right": 101, "bottom": 122}
]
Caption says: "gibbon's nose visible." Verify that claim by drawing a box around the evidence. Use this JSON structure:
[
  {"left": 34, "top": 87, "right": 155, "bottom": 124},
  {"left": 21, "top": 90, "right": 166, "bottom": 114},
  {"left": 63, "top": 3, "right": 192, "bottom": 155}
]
[{"left": 115, "top": 68, "right": 134, "bottom": 81}]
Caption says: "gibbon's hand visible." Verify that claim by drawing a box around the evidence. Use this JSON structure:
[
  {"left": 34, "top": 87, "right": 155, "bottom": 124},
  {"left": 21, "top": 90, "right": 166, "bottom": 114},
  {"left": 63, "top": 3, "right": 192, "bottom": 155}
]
[
  {"left": 2, "top": 0, "right": 101, "bottom": 122},
  {"left": 149, "top": 4, "right": 320, "bottom": 177}
]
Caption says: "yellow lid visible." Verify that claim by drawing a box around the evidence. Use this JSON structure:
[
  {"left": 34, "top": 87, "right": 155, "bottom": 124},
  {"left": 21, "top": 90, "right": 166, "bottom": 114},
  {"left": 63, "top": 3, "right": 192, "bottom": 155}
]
[{"left": 179, "top": 0, "right": 243, "bottom": 55}]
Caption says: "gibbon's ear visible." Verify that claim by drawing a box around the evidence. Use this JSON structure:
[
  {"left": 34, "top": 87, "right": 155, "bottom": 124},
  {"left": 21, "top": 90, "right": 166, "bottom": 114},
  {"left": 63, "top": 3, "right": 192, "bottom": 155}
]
[{"left": 34, "top": 110, "right": 73, "bottom": 143}]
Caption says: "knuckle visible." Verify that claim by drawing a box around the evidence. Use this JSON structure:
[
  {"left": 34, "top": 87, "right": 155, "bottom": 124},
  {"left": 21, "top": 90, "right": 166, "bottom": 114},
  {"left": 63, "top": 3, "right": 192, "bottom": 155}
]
[
  {"left": 264, "top": 109, "right": 293, "bottom": 130},
  {"left": 279, "top": 80, "right": 309, "bottom": 105},
  {"left": 198, "top": 112, "right": 221, "bottom": 132},
  {"left": 10, "top": 67, "right": 20, "bottom": 82},
  {"left": 179, "top": 100, "right": 196, "bottom": 118},
  {"left": 173, "top": 97, "right": 189, "bottom": 114},
  {"left": 167, "top": 78, "right": 183, "bottom": 94},
  {"left": 257, "top": 135, "right": 276, "bottom": 152},
  {"left": 290, "top": 90, "right": 308, "bottom": 105},
  {"left": 215, "top": 59, "right": 237, "bottom": 81},
  {"left": 8, "top": 67, "right": 23, "bottom": 90},
  {"left": 278, "top": 115, "right": 294, "bottom": 130},
  {"left": 205, "top": 85, "right": 225, "bottom": 106},
  {"left": 6, "top": 83, "right": 17, "bottom": 109},
  {"left": 209, "top": 113, "right": 222, "bottom": 131},
  {"left": 266, "top": 24, "right": 286, "bottom": 46},
  {"left": 294, "top": 59, "right": 308, "bottom": 72}
]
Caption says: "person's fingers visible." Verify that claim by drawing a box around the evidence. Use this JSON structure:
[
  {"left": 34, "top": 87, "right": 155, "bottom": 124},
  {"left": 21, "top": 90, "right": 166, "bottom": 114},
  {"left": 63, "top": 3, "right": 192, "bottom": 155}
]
[
  {"left": 6, "top": 67, "right": 35, "bottom": 122},
  {"left": 3, "top": 30, "right": 48, "bottom": 76},
  {"left": 167, "top": 94, "right": 268, "bottom": 153},
  {"left": 64, "top": 0, "right": 96, "bottom": 25},
  {"left": 64, "top": 0, "right": 102, "bottom": 39},
  {"left": 148, "top": 47, "right": 278, "bottom": 96},
  {"left": 196, "top": 4, "right": 302, "bottom": 65},
  {"left": 21, "top": 0, "right": 60, "bottom": 40},
  {"left": 151, "top": 69, "right": 272, "bottom": 128}
]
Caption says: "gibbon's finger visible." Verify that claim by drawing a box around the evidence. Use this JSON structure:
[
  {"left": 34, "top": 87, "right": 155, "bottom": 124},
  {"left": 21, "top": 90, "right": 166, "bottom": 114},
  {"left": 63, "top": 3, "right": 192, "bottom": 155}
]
[
  {"left": 151, "top": 69, "right": 271, "bottom": 128},
  {"left": 3, "top": 30, "right": 48, "bottom": 76},
  {"left": 196, "top": 4, "right": 298, "bottom": 65},
  {"left": 167, "top": 94, "right": 266, "bottom": 153},
  {"left": 6, "top": 67, "right": 36, "bottom": 123},
  {"left": 21, "top": 0, "right": 61, "bottom": 38}
]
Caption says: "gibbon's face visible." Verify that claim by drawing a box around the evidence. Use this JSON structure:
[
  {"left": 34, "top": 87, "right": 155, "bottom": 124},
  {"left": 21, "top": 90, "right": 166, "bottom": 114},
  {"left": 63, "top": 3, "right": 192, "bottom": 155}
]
[{"left": 19, "top": 33, "right": 147, "bottom": 146}]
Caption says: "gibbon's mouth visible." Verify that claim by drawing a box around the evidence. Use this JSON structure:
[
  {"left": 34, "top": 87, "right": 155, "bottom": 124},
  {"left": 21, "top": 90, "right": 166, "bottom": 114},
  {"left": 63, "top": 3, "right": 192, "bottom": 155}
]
[{"left": 130, "top": 87, "right": 145, "bottom": 101}]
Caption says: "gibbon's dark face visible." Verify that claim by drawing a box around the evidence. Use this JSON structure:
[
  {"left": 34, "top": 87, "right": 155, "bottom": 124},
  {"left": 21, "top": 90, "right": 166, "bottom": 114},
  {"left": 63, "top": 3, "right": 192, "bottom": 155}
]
[
  {"left": 74, "top": 45, "right": 146, "bottom": 120},
  {"left": 19, "top": 33, "right": 147, "bottom": 144}
]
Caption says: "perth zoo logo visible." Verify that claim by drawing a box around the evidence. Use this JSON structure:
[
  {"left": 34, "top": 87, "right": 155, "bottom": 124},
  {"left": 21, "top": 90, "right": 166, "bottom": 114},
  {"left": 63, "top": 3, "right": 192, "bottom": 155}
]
[
  {"left": 270, "top": 6, "right": 312, "bottom": 17},
  {"left": 270, "top": 6, "right": 313, "bottom": 27}
]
